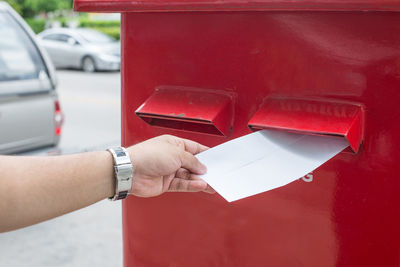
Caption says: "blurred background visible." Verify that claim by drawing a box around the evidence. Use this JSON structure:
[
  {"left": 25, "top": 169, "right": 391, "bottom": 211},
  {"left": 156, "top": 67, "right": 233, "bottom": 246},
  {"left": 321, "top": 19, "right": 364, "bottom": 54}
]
[
  {"left": 0, "top": 1, "right": 123, "bottom": 266},
  {"left": 7, "top": 0, "right": 120, "bottom": 40}
]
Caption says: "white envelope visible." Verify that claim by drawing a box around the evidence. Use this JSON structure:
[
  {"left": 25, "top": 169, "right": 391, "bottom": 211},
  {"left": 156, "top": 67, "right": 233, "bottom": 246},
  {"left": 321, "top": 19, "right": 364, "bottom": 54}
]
[{"left": 196, "top": 130, "right": 348, "bottom": 202}]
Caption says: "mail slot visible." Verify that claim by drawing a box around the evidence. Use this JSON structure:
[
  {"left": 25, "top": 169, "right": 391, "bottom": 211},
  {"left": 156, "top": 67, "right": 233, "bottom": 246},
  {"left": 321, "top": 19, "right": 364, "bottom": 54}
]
[
  {"left": 75, "top": 1, "right": 400, "bottom": 266},
  {"left": 136, "top": 87, "right": 234, "bottom": 136},
  {"left": 248, "top": 97, "right": 364, "bottom": 153}
]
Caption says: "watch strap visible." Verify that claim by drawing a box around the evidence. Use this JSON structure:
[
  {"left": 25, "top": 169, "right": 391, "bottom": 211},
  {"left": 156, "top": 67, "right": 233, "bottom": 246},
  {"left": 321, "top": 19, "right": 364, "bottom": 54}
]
[{"left": 107, "top": 147, "right": 133, "bottom": 201}]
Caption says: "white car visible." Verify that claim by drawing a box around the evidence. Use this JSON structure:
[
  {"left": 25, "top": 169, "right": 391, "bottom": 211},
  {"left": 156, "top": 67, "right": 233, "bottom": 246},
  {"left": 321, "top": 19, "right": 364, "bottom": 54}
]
[
  {"left": 38, "top": 28, "right": 121, "bottom": 72},
  {"left": 0, "top": 2, "right": 63, "bottom": 154}
]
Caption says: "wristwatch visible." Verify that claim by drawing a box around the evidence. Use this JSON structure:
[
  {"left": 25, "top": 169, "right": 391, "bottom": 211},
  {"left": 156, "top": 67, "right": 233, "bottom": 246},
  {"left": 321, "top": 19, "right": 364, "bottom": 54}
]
[{"left": 107, "top": 147, "right": 133, "bottom": 201}]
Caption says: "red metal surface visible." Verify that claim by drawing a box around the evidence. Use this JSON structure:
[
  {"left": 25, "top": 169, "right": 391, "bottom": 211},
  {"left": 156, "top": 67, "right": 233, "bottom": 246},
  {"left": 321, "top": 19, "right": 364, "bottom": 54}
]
[
  {"left": 248, "top": 97, "right": 364, "bottom": 152},
  {"left": 74, "top": 0, "right": 400, "bottom": 12},
  {"left": 71, "top": 3, "right": 400, "bottom": 266},
  {"left": 118, "top": 11, "right": 400, "bottom": 266},
  {"left": 136, "top": 87, "right": 234, "bottom": 136}
]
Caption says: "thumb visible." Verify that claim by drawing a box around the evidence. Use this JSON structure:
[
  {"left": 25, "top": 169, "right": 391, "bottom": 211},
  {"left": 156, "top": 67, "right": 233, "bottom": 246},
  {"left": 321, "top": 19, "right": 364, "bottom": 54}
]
[{"left": 179, "top": 151, "right": 207, "bottom": 175}]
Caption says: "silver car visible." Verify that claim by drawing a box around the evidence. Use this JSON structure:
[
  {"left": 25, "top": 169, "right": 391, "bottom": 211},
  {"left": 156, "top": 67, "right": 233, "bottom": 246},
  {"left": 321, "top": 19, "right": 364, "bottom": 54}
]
[
  {"left": 0, "top": 2, "right": 63, "bottom": 154},
  {"left": 37, "top": 28, "right": 120, "bottom": 72}
]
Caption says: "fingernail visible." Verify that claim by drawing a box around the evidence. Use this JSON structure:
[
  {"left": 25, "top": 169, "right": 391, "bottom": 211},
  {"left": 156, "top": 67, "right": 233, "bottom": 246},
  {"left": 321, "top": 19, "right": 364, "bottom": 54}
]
[{"left": 199, "top": 163, "right": 207, "bottom": 174}]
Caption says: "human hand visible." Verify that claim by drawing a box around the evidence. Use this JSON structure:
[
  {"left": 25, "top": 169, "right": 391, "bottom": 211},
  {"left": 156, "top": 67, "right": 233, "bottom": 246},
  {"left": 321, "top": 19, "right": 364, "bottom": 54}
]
[{"left": 127, "top": 135, "right": 215, "bottom": 197}]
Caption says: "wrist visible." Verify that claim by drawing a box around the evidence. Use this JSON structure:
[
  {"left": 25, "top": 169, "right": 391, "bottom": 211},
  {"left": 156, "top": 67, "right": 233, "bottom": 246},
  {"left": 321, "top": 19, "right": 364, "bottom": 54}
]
[{"left": 104, "top": 151, "right": 116, "bottom": 199}]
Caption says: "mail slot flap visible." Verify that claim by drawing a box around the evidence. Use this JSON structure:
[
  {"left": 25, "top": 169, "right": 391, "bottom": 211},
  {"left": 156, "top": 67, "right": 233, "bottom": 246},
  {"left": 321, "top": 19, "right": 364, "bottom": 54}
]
[
  {"left": 74, "top": 0, "right": 400, "bottom": 12},
  {"left": 248, "top": 98, "right": 364, "bottom": 153},
  {"left": 136, "top": 87, "right": 233, "bottom": 136}
]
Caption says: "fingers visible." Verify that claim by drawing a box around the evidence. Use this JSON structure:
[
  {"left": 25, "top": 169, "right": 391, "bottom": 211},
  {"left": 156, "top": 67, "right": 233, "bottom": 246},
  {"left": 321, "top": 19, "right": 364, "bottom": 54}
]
[
  {"left": 175, "top": 168, "right": 191, "bottom": 179},
  {"left": 163, "top": 135, "right": 208, "bottom": 155},
  {"left": 160, "top": 134, "right": 208, "bottom": 155},
  {"left": 204, "top": 184, "right": 216, "bottom": 194},
  {"left": 168, "top": 178, "right": 208, "bottom": 193},
  {"left": 179, "top": 151, "right": 207, "bottom": 175},
  {"left": 174, "top": 169, "right": 216, "bottom": 194},
  {"left": 181, "top": 138, "right": 209, "bottom": 155}
]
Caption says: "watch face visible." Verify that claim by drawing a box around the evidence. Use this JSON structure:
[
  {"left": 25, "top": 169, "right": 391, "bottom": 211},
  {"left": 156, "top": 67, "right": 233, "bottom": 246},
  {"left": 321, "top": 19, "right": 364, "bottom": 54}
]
[{"left": 117, "top": 151, "right": 126, "bottom": 157}]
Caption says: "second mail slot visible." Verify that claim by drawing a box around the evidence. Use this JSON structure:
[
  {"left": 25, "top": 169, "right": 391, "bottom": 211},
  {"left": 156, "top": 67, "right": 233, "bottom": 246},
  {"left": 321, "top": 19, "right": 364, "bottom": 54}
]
[{"left": 248, "top": 97, "right": 365, "bottom": 153}]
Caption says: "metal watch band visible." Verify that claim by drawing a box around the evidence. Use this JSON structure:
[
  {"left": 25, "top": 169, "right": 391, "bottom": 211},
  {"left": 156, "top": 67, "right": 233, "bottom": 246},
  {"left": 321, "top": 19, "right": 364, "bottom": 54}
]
[{"left": 107, "top": 147, "right": 133, "bottom": 201}]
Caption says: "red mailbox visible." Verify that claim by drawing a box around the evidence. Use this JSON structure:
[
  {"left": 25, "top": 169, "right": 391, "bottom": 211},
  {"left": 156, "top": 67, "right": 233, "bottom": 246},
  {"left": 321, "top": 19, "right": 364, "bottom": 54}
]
[{"left": 75, "top": 1, "right": 400, "bottom": 266}]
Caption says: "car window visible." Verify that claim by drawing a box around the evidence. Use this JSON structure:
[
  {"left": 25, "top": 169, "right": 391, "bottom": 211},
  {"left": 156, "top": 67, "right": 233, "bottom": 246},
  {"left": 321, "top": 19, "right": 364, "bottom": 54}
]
[
  {"left": 0, "top": 11, "right": 47, "bottom": 82},
  {"left": 42, "top": 33, "right": 71, "bottom": 43},
  {"left": 75, "top": 29, "right": 115, "bottom": 43}
]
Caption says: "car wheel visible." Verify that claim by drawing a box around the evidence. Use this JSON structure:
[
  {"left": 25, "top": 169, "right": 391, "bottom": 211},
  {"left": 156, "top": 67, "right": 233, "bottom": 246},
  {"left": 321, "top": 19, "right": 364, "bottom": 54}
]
[{"left": 82, "top": 56, "right": 96, "bottom": 72}]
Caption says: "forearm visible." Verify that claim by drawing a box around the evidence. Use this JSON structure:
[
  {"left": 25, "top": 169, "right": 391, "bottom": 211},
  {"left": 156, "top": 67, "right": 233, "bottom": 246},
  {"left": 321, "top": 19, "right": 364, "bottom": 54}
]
[
  {"left": 0, "top": 151, "right": 114, "bottom": 233},
  {"left": 0, "top": 135, "right": 212, "bottom": 233}
]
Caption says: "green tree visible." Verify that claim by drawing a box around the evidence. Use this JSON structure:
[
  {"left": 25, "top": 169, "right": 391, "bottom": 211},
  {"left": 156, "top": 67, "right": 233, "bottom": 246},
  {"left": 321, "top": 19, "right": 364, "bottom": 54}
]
[
  {"left": 4, "top": 0, "right": 22, "bottom": 14},
  {"left": 24, "top": 0, "right": 71, "bottom": 14},
  {"left": 5, "top": 0, "right": 73, "bottom": 18}
]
